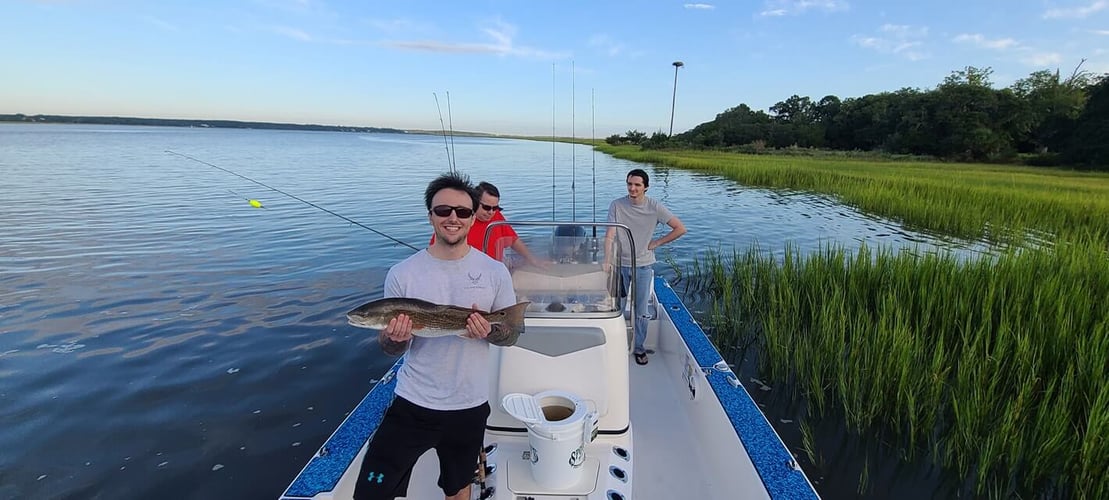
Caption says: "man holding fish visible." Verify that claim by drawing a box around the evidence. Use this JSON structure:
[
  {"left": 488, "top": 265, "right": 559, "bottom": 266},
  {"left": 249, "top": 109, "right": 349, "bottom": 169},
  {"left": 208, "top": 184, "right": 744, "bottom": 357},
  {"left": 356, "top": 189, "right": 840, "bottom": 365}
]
[{"left": 351, "top": 172, "right": 520, "bottom": 500}]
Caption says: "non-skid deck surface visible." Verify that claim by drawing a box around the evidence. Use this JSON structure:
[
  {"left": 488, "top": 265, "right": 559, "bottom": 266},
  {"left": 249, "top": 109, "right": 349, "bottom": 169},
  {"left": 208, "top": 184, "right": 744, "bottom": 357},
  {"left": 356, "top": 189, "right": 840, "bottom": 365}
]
[{"left": 399, "top": 351, "right": 722, "bottom": 499}]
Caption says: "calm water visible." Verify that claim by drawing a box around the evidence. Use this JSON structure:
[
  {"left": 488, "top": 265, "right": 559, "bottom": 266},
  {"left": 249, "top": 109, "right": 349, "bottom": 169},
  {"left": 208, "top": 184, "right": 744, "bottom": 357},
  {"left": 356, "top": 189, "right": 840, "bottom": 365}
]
[{"left": 0, "top": 124, "right": 982, "bottom": 499}]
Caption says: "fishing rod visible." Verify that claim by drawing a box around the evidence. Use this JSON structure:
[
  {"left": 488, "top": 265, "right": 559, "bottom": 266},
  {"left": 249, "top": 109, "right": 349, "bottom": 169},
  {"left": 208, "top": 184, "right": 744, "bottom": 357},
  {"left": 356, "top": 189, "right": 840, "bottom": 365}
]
[
  {"left": 591, "top": 89, "right": 597, "bottom": 233},
  {"left": 590, "top": 88, "right": 600, "bottom": 262},
  {"left": 433, "top": 92, "right": 455, "bottom": 173},
  {"left": 166, "top": 150, "right": 420, "bottom": 251},
  {"left": 571, "top": 60, "right": 576, "bottom": 222},
  {"left": 551, "top": 63, "right": 556, "bottom": 221},
  {"left": 446, "top": 91, "right": 457, "bottom": 173}
]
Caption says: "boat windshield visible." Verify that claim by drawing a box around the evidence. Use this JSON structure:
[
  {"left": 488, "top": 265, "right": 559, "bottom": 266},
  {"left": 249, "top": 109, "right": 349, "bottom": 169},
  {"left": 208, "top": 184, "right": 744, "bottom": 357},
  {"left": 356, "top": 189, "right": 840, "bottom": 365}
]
[{"left": 483, "top": 221, "right": 632, "bottom": 318}]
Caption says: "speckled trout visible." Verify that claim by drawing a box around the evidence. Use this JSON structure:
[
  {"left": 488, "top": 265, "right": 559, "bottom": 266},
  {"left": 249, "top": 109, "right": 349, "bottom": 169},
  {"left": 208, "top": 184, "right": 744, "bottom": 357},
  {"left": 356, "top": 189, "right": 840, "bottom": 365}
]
[{"left": 346, "top": 298, "right": 529, "bottom": 347}]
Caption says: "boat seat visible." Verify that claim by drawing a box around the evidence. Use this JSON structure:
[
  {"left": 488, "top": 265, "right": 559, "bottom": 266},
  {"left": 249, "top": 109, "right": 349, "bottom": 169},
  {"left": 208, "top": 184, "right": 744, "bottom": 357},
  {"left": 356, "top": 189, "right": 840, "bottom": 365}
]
[{"left": 512, "top": 325, "right": 605, "bottom": 356}]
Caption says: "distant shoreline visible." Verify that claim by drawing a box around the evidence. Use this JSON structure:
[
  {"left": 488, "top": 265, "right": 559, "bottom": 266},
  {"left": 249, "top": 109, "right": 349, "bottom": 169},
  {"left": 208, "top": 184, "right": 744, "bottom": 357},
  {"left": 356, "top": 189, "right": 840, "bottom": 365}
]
[
  {"left": 0, "top": 113, "right": 406, "bottom": 134},
  {"left": 1, "top": 113, "right": 599, "bottom": 144}
]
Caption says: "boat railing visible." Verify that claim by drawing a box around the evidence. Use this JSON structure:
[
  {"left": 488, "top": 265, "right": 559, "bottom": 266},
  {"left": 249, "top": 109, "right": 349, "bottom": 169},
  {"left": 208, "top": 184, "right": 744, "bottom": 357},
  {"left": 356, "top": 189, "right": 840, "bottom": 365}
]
[{"left": 486, "top": 221, "right": 636, "bottom": 320}]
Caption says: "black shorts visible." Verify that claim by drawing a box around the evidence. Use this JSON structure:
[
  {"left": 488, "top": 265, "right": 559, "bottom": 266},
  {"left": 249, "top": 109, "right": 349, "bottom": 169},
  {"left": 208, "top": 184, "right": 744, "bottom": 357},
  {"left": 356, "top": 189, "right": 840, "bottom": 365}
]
[{"left": 353, "top": 396, "right": 491, "bottom": 500}]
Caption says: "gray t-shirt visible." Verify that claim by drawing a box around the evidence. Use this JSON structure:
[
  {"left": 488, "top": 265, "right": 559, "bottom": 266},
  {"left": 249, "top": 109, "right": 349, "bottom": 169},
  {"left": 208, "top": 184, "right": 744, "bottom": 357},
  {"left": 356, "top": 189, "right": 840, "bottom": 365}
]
[
  {"left": 607, "top": 195, "right": 674, "bottom": 267},
  {"left": 385, "top": 248, "right": 517, "bottom": 410}
]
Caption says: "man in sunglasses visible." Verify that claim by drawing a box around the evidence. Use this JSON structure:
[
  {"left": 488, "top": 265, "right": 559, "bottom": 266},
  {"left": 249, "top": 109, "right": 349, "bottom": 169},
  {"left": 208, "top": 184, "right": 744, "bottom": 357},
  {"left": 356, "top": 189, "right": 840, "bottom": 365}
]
[
  {"left": 354, "top": 172, "right": 518, "bottom": 500},
  {"left": 603, "top": 168, "right": 687, "bottom": 366},
  {"left": 430, "top": 181, "right": 543, "bottom": 268}
]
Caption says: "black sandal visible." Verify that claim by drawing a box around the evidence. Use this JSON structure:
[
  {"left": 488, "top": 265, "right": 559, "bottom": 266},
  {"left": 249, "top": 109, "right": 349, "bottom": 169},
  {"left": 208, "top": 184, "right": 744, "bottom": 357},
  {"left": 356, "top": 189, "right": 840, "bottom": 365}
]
[{"left": 634, "top": 352, "right": 648, "bottom": 365}]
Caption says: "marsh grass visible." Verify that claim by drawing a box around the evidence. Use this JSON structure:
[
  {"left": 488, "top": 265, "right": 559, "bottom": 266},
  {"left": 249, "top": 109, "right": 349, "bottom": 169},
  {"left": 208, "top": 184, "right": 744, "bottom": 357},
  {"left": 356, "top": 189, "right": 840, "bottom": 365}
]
[
  {"left": 684, "top": 241, "right": 1108, "bottom": 497},
  {"left": 597, "top": 144, "right": 1109, "bottom": 247},
  {"left": 624, "top": 143, "right": 1109, "bottom": 496}
]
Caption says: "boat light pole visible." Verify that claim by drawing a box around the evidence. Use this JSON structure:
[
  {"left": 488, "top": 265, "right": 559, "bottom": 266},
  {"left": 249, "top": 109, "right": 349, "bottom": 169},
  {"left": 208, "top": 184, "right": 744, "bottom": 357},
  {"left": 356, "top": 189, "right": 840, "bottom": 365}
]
[{"left": 669, "top": 61, "right": 684, "bottom": 137}]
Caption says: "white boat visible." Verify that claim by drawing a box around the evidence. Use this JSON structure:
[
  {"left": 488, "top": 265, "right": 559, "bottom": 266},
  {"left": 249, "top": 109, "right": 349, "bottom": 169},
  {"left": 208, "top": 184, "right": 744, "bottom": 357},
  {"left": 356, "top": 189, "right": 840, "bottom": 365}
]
[{"left": 279, "top": 221, "right": 819, "bottom": 500}]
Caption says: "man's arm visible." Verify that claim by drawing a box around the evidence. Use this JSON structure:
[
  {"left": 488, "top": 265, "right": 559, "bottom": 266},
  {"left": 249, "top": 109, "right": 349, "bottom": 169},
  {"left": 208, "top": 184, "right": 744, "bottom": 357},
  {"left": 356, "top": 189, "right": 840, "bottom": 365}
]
[
  {"left": 509, "top": 238, "right": 545, "bottom": 267},
  {"left": 602, "top": 226, "right": 616, "bottom": 269},
  {"left": 647, "top": 216, "right": 686, "bottom": 251},
  {"left": 379, "top": 331, "right": 411, "bottom": 357}
]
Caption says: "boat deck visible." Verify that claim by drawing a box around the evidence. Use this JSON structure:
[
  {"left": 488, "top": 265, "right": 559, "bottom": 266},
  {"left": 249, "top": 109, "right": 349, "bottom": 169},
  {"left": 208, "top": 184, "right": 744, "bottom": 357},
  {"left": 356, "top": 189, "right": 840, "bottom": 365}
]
[
  {"left": 398, "top": 347, "right": 736, "bottom": 499},
  {"left": 280, "top": 275, "right": 816, "bottom": 500}
]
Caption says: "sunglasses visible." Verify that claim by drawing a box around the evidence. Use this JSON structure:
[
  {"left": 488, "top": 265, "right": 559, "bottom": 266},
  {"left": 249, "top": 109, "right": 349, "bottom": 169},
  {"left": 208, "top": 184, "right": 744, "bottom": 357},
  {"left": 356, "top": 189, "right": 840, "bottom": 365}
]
[
  {"left": 480, "top": 203, "right": 502, "bottom": 212},
  {"left": 430, "top": 205, "right": 474, "bottom": 218}
]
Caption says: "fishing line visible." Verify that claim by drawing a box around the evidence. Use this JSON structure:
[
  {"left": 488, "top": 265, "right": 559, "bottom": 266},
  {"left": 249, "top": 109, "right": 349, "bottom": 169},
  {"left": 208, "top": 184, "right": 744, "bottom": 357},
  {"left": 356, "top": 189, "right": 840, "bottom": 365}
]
[
  {"left": 227, "top": 189, "right": 265, "bottom": 209},
  {"left": 433, "top": 92, "right": 455, "bottom": 173},
  {"left": 571, "top": 60, "right": 576, "bottom": 222},
  {"left": 446, "top": 91, "right": 457, "bottom": 172},
  {"left": 551, "top": 63, "right": 556, "bottom": 220},
  {"left": 166, "top": 150, "right": 420, "bottom": 251}
]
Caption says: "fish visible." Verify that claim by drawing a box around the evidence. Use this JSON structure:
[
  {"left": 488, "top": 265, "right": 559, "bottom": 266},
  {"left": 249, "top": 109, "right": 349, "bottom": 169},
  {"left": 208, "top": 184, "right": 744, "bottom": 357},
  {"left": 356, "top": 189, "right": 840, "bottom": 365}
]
[{"left": 346, "top": 297, "right": 530, "bottom": 347}]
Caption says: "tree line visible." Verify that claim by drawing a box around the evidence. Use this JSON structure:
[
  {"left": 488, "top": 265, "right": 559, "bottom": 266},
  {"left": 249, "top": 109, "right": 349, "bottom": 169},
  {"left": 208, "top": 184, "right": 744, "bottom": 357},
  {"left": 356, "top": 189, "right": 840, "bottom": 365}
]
[
  {"left": 0, "top": 114, "right": 405, "bottom": 134},
  {"left": 608, "top": 65, "right": 1108, "bottom": 169}
]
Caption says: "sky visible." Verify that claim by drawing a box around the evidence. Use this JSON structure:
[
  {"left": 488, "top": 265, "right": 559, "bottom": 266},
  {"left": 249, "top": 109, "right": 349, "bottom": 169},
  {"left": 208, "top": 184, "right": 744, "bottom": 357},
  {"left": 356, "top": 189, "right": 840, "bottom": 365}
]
[{"left": 3, "top": 0, "right": 1108, "bottom": 137}]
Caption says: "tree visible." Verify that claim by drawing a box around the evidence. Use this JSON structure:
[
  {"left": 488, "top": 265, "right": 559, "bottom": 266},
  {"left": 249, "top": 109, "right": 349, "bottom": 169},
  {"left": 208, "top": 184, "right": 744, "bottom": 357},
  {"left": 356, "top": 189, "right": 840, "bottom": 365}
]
[
  {"left": 933, "top": 67, "right": 1014, "bottom": 160},
  {"left": 1009, "top": 63, "right": 1093, "bottom": 153},
  {"left": 770, "top": 95, "right": 816, "bottom": 125},
  {"left": 1062, "top": 75, "right": 1109, "bottom": 168}
]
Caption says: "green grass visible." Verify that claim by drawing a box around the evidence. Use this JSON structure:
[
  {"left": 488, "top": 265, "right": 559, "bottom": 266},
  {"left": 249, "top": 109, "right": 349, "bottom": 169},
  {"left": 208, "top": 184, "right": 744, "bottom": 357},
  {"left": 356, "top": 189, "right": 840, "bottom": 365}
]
[
  {"left": 628, "top": 145, "right": 1109, "bottom": 497},
  {"left": 597, "top": 144, "right": 1109, "bottom": 247},
  {"left": 685, "top": 242, "right": 1108, "bottom": 497}
]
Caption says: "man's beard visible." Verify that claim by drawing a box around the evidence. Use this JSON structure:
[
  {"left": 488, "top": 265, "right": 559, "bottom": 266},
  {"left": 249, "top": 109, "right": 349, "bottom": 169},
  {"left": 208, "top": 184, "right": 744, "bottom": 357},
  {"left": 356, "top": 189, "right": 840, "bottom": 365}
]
[{"left": 436, "top": 227, "right": 468, "bottom": 247}]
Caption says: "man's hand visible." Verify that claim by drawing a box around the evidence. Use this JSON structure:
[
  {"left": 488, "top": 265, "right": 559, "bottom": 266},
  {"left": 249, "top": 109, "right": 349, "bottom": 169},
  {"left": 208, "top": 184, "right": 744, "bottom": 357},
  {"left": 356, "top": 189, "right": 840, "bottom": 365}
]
[
  {"left": 379, "top": 313, "right": 413, "bottom": 356},
  {"left": 384, "top": 314, "right": 414, "bottom": 342},
  {"left": 464, "top": 304, "right": 491, "bottom": 340}
]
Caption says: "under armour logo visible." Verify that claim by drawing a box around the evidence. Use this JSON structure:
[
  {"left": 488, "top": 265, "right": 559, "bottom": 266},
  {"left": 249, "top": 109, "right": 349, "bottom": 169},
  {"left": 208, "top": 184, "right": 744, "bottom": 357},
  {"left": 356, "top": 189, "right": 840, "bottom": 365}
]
[{"left": 366, "top": 471, "right": 385, "bottom": 484}]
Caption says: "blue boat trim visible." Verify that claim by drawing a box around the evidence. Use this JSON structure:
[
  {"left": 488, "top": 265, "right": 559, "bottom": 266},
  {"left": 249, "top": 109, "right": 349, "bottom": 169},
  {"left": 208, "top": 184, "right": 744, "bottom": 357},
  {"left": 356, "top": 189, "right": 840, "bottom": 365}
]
[
  {"left": 281, "top": 359, "right": 403, "bottom": 499},
  {"left": 654, "top": 277, "right": 818, "bottom": 500}
]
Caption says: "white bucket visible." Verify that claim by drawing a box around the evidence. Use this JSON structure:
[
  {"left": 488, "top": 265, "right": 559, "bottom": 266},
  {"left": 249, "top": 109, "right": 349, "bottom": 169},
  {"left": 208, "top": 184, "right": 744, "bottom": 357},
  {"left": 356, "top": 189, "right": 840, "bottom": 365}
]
[{"left": 502, "top": 391, "right": 598, "bottom": 489}]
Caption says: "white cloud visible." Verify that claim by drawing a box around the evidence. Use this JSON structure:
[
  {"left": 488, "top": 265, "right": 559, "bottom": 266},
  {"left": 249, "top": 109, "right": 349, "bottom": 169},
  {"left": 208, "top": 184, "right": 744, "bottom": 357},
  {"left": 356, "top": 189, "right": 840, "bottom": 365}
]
[
  {"left": 851, "top": 23, "right": 929, "bottom": 60},
  {"left": 1043, "top": 1, "right": 1108, "bottom": 19},
  {"left": 1019, "top": 51, "right": 1064, "bottom": 66},
  {"left": 588, "top": 34, "right": 625, "bottom": 57},
  {"left": 1092, "top": 29, "right": 1109, "bottom": 35},
  {"left": 142, "top": 15, "right": 179, "bottom": 32},
  {"left": 366, "top": 18, "right": 434, "bottom": 36},
  {"left": 759, "top": 0, "right": 848, "bottom": 17},
  {"left": 952, "top": 33, "right": 1019, "bottom": 50},
  {"left": 269, "top": 25, "right": 312, "bottom": 41},
  {"left": 880, "top": 23, "right": 927, "bottom": 38},
  {"left": 684, "top": 3, "right": 716, "bottom": 10},
  {"left": 382, "top": 19, "right": 568, "bottom": 59}
]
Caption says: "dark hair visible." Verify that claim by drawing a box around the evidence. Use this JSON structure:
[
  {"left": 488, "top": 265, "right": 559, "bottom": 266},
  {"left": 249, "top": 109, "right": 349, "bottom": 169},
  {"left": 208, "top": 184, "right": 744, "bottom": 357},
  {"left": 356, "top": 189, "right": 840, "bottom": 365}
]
[
  {"left": 424, "top": 171, "right": 478, "bottom": 210},
  {"left": 627, "top": 168, "right": 649, "bottom": 188},
  {"left": 476, "top": 181, "right": 500, "bottom": 198}
]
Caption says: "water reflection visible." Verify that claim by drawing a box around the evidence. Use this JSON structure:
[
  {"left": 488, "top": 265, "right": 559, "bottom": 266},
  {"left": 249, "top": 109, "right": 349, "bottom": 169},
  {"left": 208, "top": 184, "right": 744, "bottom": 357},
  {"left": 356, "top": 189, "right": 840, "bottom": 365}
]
[{"left": 0, "top": 124, "right": 994, "bottom": 499}]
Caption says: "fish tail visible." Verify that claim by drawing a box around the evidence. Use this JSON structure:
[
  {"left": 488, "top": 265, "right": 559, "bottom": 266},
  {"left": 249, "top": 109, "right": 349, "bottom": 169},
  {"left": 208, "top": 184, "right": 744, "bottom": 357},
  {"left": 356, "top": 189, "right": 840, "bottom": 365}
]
[{"left": 487, "top": 302, "right": 530, "bottom": 347}]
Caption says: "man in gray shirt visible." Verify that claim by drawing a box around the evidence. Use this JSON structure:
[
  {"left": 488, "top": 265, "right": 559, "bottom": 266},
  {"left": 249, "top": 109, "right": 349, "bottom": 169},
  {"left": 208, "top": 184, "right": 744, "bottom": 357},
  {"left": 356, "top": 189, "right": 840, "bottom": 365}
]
[
  {"left": 354, "top": 172, "right": 517, "bottom": 500},
  {"left": 604, "top": 168, "right": 686, "bottom": 365}
]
